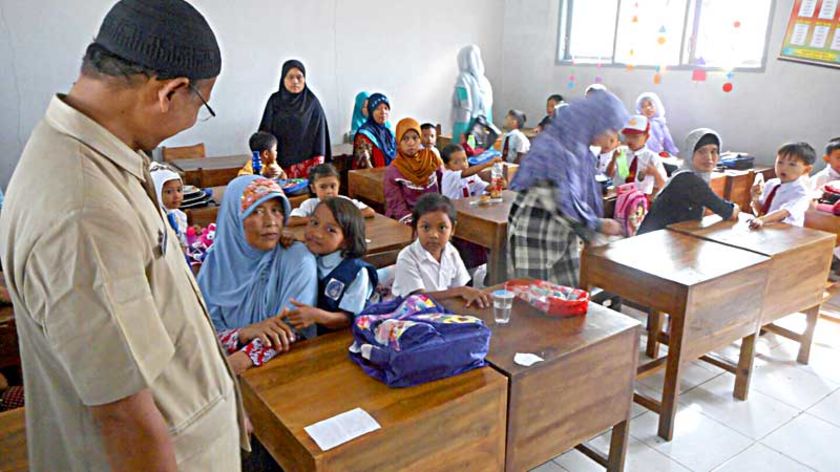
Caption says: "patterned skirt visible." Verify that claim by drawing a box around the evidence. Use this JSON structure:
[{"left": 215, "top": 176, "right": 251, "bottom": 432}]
[
  {"left": 283, "top": 155, "right": 325, "bottom": 179},
  {"left": 507, "top": 184, "right": 581, "bottom": 287}
]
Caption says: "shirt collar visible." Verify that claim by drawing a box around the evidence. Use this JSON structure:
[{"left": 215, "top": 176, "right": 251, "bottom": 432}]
[
  {"left": 316, "top": 250, "right": 344, "bottom": 278},
  {"left": 45, "top": 94, "right": 148, "bottom": 181},
  {"left": 411, "top": 239, "right": 453, "bottom": 265}
]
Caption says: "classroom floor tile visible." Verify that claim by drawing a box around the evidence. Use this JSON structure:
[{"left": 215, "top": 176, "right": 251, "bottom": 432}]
[
  {"left": 762, "top": 413, "right": 840, "bottom": 472},
  {"left": 806, "top": 387, "right": 840, "bottom": 427},
  {"left": 679, "top": 375, "right": 801, "bottom": 440},
  {"left": 636, "top": 360, "right": 724, "bottom": 396},
  {"left": 529, "top": 460, "right": 568, "bottom": 472},
  {"left": 711, "top": 443, "right": 814, "bottom": 472},
  {"left": 748, "top": 357, "right": 839, "bottom": 410},
  {"left": 554, "top": 432, "right": 691, "bottom": 472},
  {"left": 630, "top": 406, "right": 753, "bottom": 472}
]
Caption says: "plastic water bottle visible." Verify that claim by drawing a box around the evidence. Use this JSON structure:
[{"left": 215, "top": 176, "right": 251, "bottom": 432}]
[
  {"left": 490, "top": 162, "right": 503, "bottom": 198},
  {"left": 251, "top": 151, "right": 263, "bottom": 175}
]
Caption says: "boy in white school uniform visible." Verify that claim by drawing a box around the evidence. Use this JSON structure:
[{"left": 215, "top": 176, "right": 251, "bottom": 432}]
[
  {"left": 607, "top": 115, "right": 667, "bottom": 197},
  {"left": 811, "top": 137, "right": 840, "bottom": 194},
  {"left": 440, "top": 143, "right": 503, "bottom": 200},
  {"left": 750, "top": 142, "right": 815, "bottom": 229},
  {"left": 502, "top": 109, "right": 530, "bottom": 164}
]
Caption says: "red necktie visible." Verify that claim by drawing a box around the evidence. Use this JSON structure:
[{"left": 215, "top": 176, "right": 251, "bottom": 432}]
[
  {"left": 502, "top": 136, "right": 510, "bottom": 159},
  {"left": 627, "top": 155, "right": 639, "bottom": 182},
  {"left": 760, "top": 184, "right": 780, "bottom": 215}
]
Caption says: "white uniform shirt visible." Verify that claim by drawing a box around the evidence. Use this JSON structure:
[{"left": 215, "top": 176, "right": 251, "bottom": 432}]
[
  {"left": 290, "top": 195, "right": 369, "bottom": 218},
  {"left": 392, "top": 239, "right": 471, "bottom": 297},
  {"left": 810, "top": 166, "right": 840, "bottom": 195},
  {"left": 760, "top": 176, "right": 811, "bottom": 227},
  {"left": 502, "top": 129, "right": 530, "bottom": 163},
  {"left": 615, "top": 147, "right": 666, "bottom": 195},
  {"left": 441, "top": 169, "right": 489, "bottom": 200}
]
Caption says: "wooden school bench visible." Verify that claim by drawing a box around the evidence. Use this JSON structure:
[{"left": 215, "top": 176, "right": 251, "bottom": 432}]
[
  {"left": 285, "top": 213, "right": 413, "bottom": 268},
  {"left": 806, "top": 208, "right": 840, "bottom": 246},
  {"left": 669, "top": 214, "right": 834, "bottom": 364},
  {"left": 441, "top": 286, "right": 640, "bottom": 472},
  {"left": 240, "top": 331, "right": 508, "bottom": 471},
  {"left": 0, "top": 407, "right": 26, "bottom": 472},
  {"left": 580, "top": 229, "right": 771, "bottom": 441}
]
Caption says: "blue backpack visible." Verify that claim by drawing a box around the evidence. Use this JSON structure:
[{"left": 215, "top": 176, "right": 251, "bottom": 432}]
[{"left": 348, "top": 295, "right": 491, "bottom": 388}]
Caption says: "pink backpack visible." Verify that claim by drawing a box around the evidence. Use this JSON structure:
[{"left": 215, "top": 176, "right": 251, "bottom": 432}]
[{"left": 614, "top": 183, "right": 649, "bottom": 237}]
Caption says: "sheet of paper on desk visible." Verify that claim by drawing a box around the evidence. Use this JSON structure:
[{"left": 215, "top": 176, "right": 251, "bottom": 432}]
[{"left": 304, "top": 407, "right": 382, "bottom": 451}]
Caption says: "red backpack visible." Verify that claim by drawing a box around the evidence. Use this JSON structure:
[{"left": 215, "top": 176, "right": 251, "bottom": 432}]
[{"left": 614, "top": 183, "right": 649, "bottom": 237}]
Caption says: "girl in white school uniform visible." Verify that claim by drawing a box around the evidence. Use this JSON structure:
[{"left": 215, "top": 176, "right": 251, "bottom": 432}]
[{"left": 391, "top": 193, "right": 490, "bottom": 307}]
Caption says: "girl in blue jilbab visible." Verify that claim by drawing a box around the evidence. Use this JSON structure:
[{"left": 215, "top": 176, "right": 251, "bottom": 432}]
[
  {"left": 197, "top": 175, "right": 318, "bottom": 374},
  {"left": 508, "top": 90, "right": 628, "bottom": 287}
]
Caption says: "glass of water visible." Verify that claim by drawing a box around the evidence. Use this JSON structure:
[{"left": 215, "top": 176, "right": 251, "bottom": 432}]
[{"left": 492, "top": 289, "right": 515, "bottom": 324}]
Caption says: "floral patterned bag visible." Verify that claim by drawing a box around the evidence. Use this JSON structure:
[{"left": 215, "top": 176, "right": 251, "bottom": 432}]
[{"left": 348, "top": 295, "right": 491, "bottom": 387}]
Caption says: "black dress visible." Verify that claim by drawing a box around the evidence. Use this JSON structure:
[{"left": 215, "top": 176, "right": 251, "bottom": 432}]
[{"left": 638, "top": 171, "right": 735, "bottom": 234}]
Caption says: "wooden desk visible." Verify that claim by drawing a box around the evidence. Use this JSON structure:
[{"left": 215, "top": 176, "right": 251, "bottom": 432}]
[
  {"left": 240, "top": 331, "right": 508, "bottom": 471},
  {"left": 285, "top": 213, "right": 413, "bottom": 267},
  {"left": 580, "top": 230, "right": 770, "bottom": 441},
  {"left": 806, "top": 208, "right": 840, "bottom": 246},
  {"left": 347, "top": 167, "right": 386, "bottom": 210},
  {"left": 0, "top": 408, "right": 26, "bottom": 472},
  {"left": 452, "top": 191, "right": 515, "bottom": 286},
  {"left": 185, "top": 186, "right": 307, "bottom": 228},
  {"left": 171, "top": 154, "right": 248, "bottom": 188},
  {"left": 669, "top": 214, "right": 834, "bottom": 363},
  {"left": 441, "top": 293, "right": 640, "bottom": 472}
]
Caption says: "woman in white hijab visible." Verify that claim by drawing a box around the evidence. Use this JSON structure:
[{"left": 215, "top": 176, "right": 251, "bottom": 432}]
[{"left": 451, "top": 44, "right": 494, "bottom": 142}]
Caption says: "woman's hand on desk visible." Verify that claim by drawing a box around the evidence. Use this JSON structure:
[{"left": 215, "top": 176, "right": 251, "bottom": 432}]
[
  {"left": 239, "top": 316, "right": 296, "bottom": 352},
  {"left": 598, "top": 218, "right": 623, "bottom": 236}
]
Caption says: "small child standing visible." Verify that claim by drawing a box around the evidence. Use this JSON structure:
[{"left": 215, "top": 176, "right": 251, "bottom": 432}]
[
  {"left": 285, "top": 197, "right": 378, "bottom": 333},
  {"left": 420, "top": 123, "right": 438, "bottom": 150},
  {"left": 287, "top": 163, "right": 375, "bottom": 226},
  {"left": 750, "top": 142, "right": 815, "bottom": 229},
  {"left": 440, "top": 143, "right": 503, "bottom": 200},
  {"left": 502, "top": 109, "right": 530, "bottom": 164},
  {"left": 607, "top": 115, "right": 667, "bottom": 196},
  {"left": 239, "top": 131, "right": 287, "bottom": 179},
  {"left": 537, "top": 94, "right": 564, "bottom": 133},
  {"left": 150, "top": 164, "right": 188, "bottom": 247},
  {"left": 811, "top": 137, "right": 840, "bottom": 192},
  {"left": 391, "top": 193, "right": 490, "bottom": 307}
]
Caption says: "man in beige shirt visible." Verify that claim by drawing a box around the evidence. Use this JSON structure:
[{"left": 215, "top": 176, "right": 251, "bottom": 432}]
[{"left": 0, "top": 0, "right": 247, "bottom": 470}]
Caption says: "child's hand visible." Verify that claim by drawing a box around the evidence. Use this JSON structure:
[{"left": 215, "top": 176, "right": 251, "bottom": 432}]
[
  {"left": 285, "top": 299, "right": 322, "bottom": 330},
  {"left": 730, "top": 204, "right": 741, "bottom": 221},
  {"left": 499, "top": 177, "right": 509, "bottom": 190},
  {"left": 491, "top": 157, "right": 503, "bottom": 165},
  {"left": 749, "top": 217, "right": 764, "bottom": 230},
  {"left": 278, "top": 231, "right": 296, "bottom": 248},
  {"left": 599, "top": 218, "right": 623, "bottom": 236},
  {"left": 459, "top": 287, "right": 491, "bottom": 308},
  {"left": 750, "top": 183, "right": 763, "bottom": 200},
  {"left": 645, "top": 163, "right": 658, "bottom": 176},
  {"left": 262, "top": 163, "right": 283, "bottom": 179},
  {"left": 239, "top": 315, "right": 296, "bottom": 351}
]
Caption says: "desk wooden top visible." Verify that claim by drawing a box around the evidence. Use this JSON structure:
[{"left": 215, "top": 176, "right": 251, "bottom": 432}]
[
  {"left": 669, "top": 214, "right": 835, "bottom": 257},
  {"left": 440, "top": 294, "right": 639, "bottom": 378},
  {"left": 170, "top": 154, "right": 248, "bottom": 172},
  {"left": 806, "top": 208, "right": 840, "bottom": 245},
  {"left": 585, "top": 229, "right": 770, "bottom": 287},
  {"left": 452, "top": 190, "right": 516, "bottom": 225},
  {"left": 285, "top": 213, "right": 413, "bottom": 256},
  {"left": 241, "top": 331, "right": 507, "bottom": 471},
  {"left": 0, "top": 408, "right": 26, "bottom": 472}
]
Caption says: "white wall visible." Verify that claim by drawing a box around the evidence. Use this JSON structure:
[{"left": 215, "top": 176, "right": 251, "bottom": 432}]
[
  {"left": 496, "top": 0, "right": 840, "bottom": 168},
  {"left": 0, "top": 0, "right": 505, "bottom": 190}
]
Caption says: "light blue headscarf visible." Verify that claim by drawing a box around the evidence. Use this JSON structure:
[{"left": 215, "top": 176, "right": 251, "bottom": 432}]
[
  {"left": 511, "top": 91, "right": 629, "bottom": 231},
  {"left": 197, "top": 175, "right": 317, "bottom": 337},
  {"left": 350, "top": 91, "right": 370, "bottom": 137}
]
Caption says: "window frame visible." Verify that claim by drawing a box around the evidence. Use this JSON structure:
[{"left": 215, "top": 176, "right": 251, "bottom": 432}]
[{"left": 555, "top": 0, "right": 777, "bottom": 73}]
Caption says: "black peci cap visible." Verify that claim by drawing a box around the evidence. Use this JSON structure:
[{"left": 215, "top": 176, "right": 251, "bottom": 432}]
[{"left": 94, "top": 0, "right": 221, "bottom": 80}]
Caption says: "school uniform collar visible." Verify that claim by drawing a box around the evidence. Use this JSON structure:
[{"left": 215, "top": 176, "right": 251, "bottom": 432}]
[
  {"left": 410, "top": 239, "right": 454, "bottom": 266},
  {"left": 316, "top": 250, "right": 344, "bottom": 278},
  {"left": 45, "top": 94, "right": 148, "bottom": 181}
]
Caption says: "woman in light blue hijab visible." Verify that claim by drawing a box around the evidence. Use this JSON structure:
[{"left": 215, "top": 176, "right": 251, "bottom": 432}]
[{"left": 197, "top": 175, "right": 318, "bottom": 342}]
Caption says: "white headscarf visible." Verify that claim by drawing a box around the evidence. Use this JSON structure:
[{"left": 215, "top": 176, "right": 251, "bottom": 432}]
[
  {"left": 635, "top": 92, "right": 666, "bottom": 122},
  {"left": 150, "top": 165, "right": 183, "bottom": 211},
  {"left": 454, "top": 45, "right": 493, "bottom": 121}
]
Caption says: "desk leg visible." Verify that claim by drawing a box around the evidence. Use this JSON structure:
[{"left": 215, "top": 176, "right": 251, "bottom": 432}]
[
  {"left": 486, "top": 237, "right": 507, "bottom": 286},
  {"left": 646, "top": 310, "right": 663, "bottom": 359},
  {"left": 658, "top": 314, "right": 685, "bottom": 441},
  {"left": 734, "top": 333, "right": 757, "bottom": 401},
  {"left": 607, "top": 420, "right": 630, "bottom": 472},
  {"left": 798, "top": 305, "right": 820, "bottom": 365}
]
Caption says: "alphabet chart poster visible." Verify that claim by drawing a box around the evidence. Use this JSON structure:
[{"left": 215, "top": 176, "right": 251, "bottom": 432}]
[{"left": 779, "top": 0, "right": 840, "bottom": 67}]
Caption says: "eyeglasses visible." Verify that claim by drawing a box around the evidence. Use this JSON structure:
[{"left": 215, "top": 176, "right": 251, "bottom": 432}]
[{"left": 189, "top": 83, "right": 216, "bottom": 122}]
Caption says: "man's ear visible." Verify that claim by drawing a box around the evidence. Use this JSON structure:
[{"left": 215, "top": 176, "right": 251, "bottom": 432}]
[{"left": 156, "top": 77, "right": 191, "bottom": 113}]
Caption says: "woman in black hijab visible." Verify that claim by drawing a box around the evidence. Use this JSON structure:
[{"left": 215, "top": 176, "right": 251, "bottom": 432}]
[{"left": 259, "top": 60, "right": 331, "bottom": 178}]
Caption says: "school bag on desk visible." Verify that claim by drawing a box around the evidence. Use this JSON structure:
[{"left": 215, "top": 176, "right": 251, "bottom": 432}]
[
  {"left": 614, "top": 183, "right": 649, "bottom": 237},
  {"left": 348, "top": 294, "right": 491, "bottom": 387}
]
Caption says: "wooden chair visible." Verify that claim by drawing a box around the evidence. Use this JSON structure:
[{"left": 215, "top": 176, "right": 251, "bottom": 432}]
[{"left": 162, "top": 143, "right": 206, "bottom": 162}]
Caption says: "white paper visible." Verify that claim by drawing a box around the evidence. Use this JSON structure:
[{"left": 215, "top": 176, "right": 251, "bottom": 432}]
[
  {"left": 514, "top": 352, "right": 545, "bottom": 367},
  {"left": 304, "top": 408, "right": 381, "bottom": 451},
  {"left": 818, "top": 0, "right": 837, "bottom": 19},
  {"left": 810, "top": 25, "right": 830, "bottom": 48},
  {"left": 791, "top": 23, "right": 811, "bottom": 46},
  {"left": 831, "top": 28, "right": 840, "bottom": 51},
  {"left": 799, "top": 0, "right": 817, "bottom": 17}
]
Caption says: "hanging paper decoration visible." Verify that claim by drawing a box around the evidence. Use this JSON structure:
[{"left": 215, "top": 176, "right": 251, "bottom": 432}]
[
  {"left": 657, "top": 36, "right": 667, "bottom": 45},
  {"left": 733, "top": 20, "right": 741, "bottom": 28},
  {"left": 653, "top": 73, "right": 662, "bottom": 84},
  {"left": 691, "top": 68, "right": 707, "bottom": 82},
  {"left": 726, "top": 71, "right": 735, "bottom": 80},
  {"left": 626, "top": 64, "right": 635, "bottom": 72},
  {"left": 632, "top": 15, "right": 639, "bottom": 23},
  {"left": 722, "top": 82, "right": 734, "bottom": 93},
  {"left": 658, "top": 25, "right": 667, "bottom": 33},
  {"left": 567, "top": 72, "right": 576, "bottom": 89}
]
